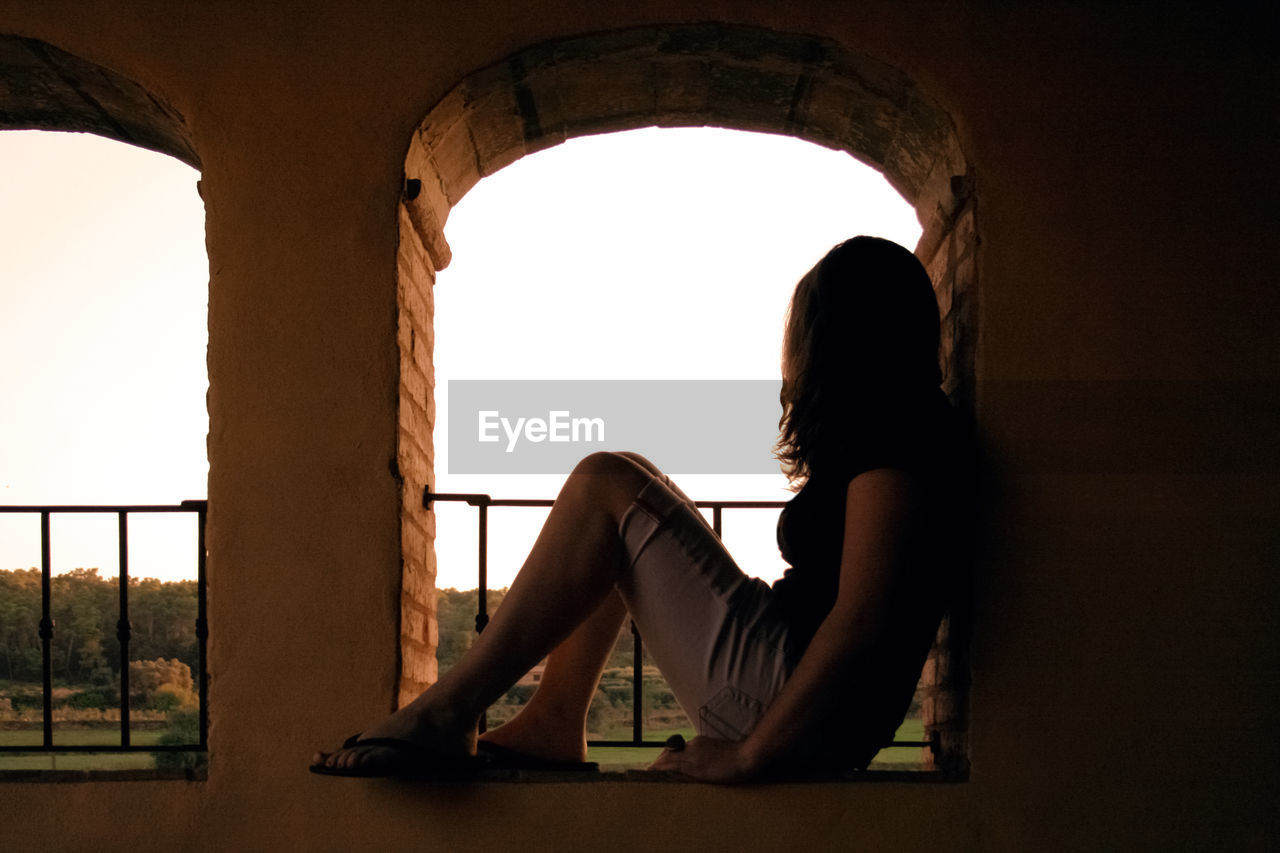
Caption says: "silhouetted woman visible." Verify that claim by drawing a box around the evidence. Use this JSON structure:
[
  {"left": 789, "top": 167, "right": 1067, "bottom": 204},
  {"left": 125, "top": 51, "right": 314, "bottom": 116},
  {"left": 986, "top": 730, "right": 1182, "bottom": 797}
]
[{"left": 312, "top": 236, "right": 970, "bottom": 781}]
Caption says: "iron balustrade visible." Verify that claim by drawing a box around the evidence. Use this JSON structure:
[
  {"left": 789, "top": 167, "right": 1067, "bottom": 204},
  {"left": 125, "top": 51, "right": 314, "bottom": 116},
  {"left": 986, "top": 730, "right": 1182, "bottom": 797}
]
[
  {"left": 423, "top": 488, "right": 936, "bottom": 756},
  {"left": 0, "top": 501, "right": 208, "bottom": 760}
]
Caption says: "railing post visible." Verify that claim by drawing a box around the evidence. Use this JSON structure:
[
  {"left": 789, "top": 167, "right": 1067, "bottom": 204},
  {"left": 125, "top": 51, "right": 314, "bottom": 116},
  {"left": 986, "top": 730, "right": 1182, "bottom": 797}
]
[
  {"left": 195, "top": 501, "right": 209, "bottom": 749},
  {"left": 117, "top": 511, "right": 131, "bottom": 747},
  {"left": 631, "top": 622, "right": 643, "bottom": 745},
  {"left": 477, "top": 502, "right": 488, "bottom": 735},
  {"left": 39, "top": 511, "right": 54, "bottom": 749},
  {"left": 476, "top": 504, "right": 489, "bottom": 635}
]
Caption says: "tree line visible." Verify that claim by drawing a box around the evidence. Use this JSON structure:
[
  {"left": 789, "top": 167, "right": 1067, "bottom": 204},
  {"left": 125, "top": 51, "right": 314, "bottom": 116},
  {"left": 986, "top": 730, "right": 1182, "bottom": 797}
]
[{"left": 0, "top": 567, "right": 198, "bottom": 687}]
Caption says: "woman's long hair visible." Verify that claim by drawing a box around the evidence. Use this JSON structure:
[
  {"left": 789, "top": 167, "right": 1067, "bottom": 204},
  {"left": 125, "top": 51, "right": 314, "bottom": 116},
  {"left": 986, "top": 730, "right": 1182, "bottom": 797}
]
[{"left": 776, "top": 236, "right": 943, "bottom": 486}]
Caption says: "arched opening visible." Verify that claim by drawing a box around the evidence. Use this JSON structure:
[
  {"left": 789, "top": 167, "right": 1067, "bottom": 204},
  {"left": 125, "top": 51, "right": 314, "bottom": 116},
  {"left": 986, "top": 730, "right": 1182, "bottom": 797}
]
[
  {"left": 428, "top": 126, "right": 925, "bottom": 764},
  {"left": 0, "top": 35, "right": 205, "bottom": 774},
  {"left": 396, "top": 23, "right": 977, "bottom": 774}
]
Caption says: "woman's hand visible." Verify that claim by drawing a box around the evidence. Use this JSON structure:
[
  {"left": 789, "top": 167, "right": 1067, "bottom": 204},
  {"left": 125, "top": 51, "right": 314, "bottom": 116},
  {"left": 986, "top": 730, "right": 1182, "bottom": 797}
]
[{"left": 648, "top": 734, "right": 759, "bottom": 783}]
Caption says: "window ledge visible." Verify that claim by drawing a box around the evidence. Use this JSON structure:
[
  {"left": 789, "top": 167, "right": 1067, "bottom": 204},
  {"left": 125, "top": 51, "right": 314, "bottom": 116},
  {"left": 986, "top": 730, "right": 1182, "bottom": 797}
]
[
  {"left": 0, "top": 767, "right": 206, "bottom": 783},
  {"left": 3, "top": 767, "right": 966, "bottom": 785},
  {"left": 373, "top": 768, "right": 968, "bottom": 784}
]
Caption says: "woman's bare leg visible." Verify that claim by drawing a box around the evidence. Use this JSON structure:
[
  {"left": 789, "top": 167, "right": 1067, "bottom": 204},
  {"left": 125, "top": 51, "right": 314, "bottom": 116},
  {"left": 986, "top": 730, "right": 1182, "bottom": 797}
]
[
  {"left": 477, "top": 454, "right": 671, "bottom": 759},
  {"left": 313, "top": 452, "right": 650, "bottom": 771},
  {"left": 478, "top": 590, "right": 627, "bottom": 762}
]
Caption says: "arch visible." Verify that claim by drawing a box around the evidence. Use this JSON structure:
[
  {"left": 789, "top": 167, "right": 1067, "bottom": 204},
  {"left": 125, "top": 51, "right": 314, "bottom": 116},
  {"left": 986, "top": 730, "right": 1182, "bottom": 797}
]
[
  {"left": 395, "top": 23, "right": 977, "bottom": 775},
  {"left": 0, "top": 34, "right": 198, "bottom": 167},
  {"left": 403, "top": 25, "right": 970, "bottom": 271},
  {"left": 0, "top": 35, "right": 206, "bottom": 775}
]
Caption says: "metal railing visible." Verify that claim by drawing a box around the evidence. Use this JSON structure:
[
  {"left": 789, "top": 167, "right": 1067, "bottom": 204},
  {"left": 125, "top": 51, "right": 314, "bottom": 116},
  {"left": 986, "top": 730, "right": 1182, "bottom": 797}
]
[
  {"left": 0, "top": 501, "right": 208, "bottom": 760},
  {"left": 424, "top": 487, "right": 935, "bottom": 755}
]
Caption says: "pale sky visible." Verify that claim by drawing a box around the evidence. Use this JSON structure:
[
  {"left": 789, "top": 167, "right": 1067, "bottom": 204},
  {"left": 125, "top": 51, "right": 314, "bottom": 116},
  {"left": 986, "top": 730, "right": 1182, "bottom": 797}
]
[
  {"left": 0, "top": 131, "right": 207, "bottom": 582},
  {"left": 432, "top": 127, "right": 920, "bottom": 589},
  {"left": 0, "top": 126, "right": 919, "bottom": 588}
]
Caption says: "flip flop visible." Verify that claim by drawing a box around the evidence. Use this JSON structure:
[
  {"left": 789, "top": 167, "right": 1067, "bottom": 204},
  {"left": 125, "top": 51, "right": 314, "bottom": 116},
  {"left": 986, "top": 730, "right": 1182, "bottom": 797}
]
[
  {"left": 310, "top": 733, "right": 486, "bottom": 779},
  {"left": 476, "top": 741, "right": 599, "bottom": 772}
]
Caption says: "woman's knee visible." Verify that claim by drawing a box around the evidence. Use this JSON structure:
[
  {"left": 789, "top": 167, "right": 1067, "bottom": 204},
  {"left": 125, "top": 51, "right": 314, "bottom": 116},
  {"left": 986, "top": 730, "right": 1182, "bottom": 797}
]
[
  {"left": 570, "top": 450, "right": 615, "bottom": 473},
  {"left": 572, "top": 450, "right": 647, "bottom": 477},
  {"left": 614, "top": 451, "right": 662, "bottom": 477},
  {"left": 570, "top": 451, "right": 656, "bottom": 508}
]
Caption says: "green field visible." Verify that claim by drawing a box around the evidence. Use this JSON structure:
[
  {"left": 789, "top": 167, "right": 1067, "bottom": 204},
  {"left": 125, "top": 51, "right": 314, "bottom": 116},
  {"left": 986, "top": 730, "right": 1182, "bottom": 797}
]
[
  {"left": 0, "top": 728, "right": 191, "bottom": 771},
  {"left": 866, "top": 716, "right": 927, "bottom": 768},
  {"left": 586, "top": 718, "right": 928, "bottom": 771}
]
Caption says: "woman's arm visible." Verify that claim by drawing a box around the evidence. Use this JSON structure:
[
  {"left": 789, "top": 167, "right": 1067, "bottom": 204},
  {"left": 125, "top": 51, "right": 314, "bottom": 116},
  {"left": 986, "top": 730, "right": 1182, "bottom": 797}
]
[{"left": 651, "top": 466, "right": 923, "bottom": 782}]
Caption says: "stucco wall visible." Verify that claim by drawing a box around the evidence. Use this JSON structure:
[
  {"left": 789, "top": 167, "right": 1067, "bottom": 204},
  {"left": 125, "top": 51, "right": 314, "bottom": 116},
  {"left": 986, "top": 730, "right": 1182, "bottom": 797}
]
[{"left": 1, "top": 1, "right": 1276, "bottom": 850}]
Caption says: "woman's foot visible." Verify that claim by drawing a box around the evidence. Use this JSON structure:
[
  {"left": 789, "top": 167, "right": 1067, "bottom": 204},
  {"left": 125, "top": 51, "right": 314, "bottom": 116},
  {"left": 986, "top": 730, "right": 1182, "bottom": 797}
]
[
  {"left": 311, "top": 699, "right": 478, "bottom": 775},
  {"left": 478, "top": 706, "right": 587, "bottom": 765}
]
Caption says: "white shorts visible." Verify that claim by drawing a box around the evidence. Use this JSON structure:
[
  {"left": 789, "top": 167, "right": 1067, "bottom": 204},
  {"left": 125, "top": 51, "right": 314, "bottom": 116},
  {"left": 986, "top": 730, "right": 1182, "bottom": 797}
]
[{"left": 616, "top": 473, "right": 795, "bottom": 742}]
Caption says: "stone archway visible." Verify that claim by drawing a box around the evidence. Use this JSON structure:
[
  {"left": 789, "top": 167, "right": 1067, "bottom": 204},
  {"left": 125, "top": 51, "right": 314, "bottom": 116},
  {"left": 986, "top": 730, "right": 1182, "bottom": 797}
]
[
  {"left": 0, "top": 34, "right": 198, "bottom": 167},
  {"left": 395, "top": 23, "right": 977, "bottom": 774}
]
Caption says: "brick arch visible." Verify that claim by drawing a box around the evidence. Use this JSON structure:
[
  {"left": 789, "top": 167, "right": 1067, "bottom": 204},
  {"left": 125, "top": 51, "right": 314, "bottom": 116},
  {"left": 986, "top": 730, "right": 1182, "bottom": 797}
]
[
  {"left": 403, "top": 25, "right": 970, "bottom": 270},
  {"left": 0, "top": 34, "right": 198, "bottom": 167},
  {"left": 395, "top": 23, "right": 977, "bottom": 774}
]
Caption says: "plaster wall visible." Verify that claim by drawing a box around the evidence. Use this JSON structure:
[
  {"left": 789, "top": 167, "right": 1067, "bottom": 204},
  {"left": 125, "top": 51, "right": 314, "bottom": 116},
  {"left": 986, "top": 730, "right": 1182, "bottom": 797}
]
[{"left": 0, "top": 1, "right": 1275, "bottom": 850}]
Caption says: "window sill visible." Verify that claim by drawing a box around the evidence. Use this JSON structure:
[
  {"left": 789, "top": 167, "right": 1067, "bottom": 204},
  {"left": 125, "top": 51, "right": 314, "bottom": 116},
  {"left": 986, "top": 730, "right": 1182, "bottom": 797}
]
[
  {"left": 0, "top": 766, "right": 207, "bottom": 783},
  {"left": 359, "top": 767, "right": 967, "bottom": 784}
]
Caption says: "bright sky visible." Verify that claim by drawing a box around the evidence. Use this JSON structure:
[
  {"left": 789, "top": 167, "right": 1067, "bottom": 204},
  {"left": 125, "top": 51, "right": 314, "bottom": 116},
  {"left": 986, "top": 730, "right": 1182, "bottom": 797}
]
[
  {"left": 0, "top": 126, "right": 919, "bottom": 588},
  {"left": 0, "top": 131, "right": 207, "bottom": 582},
  {"left": 432, "top": 127, "right": 920, "bottom": 589}
]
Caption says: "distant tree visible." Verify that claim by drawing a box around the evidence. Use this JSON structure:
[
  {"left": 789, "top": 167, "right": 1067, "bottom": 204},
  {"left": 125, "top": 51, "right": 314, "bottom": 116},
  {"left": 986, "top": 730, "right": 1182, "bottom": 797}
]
[
  {"left": 0, "top": 568, "right": 199, "bottom": 688},
  {"left": 433, "top": 587, "right": 508, "bottom": 672},
  {"left": 52, "top": 568, "right": 115, "bottom": 682},
  {"left": 0, "top": 569, "right": 41, "bottom": 681},
  {"left": 130, "top": 578, "right": 198, "bottom": 665},
  {"left": 128, "top": 658, "right": 195, "bottom": 709}
]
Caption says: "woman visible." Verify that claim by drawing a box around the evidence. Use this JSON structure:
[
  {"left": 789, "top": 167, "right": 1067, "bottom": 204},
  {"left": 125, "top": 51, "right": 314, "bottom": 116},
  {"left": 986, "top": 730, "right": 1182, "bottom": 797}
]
[{"left": 311, "top": 236, "right": 969, "bottom": 782}]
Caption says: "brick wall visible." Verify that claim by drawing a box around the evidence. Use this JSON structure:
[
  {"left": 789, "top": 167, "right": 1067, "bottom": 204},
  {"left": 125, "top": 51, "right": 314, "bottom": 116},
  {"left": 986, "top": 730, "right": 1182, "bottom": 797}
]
[{"left": 396, "top": 196, "right": 442, "bottom": 707}]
